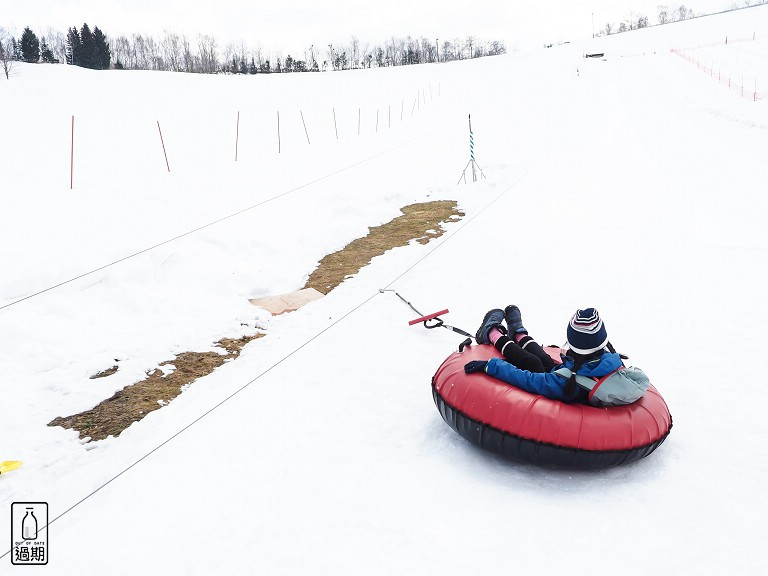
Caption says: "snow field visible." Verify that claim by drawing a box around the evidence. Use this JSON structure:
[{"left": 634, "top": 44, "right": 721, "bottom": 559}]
[{"left": 1, "top": 5, "right": 767, "bottom": 575}]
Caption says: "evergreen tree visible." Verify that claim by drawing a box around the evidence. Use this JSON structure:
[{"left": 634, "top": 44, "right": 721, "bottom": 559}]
[
  {"left": 11, "top": 37, "right": 22, "bottom": 61},
  {"left": 93, "top": 27, "right": 111, "bottom": 69},
  {"left": 239, "top": 59, "right": 247, "bottom": 74},
  {"left": 20, "top": 27, "right": 40, "bottom": 63},
  {"left": 249, "top": 57, "right": 257, "bottom": 74},
  {"left": 40, "top": 39, "right": 55, "bottom": 63},
  {"left": 79, "top": 23, "right": 96, "bottom": 69},
  {"left": 66, "top": 27, "right": 81, "bottom": 65}
]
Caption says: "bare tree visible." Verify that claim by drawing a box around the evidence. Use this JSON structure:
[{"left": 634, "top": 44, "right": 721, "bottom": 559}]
[
  {"left": 464, "top": 36, "right": 477, "bottom": 59},
  {"left": 440, "top": 40, "right": 452, "bottom": 62},
  {"left": 384, "top": 38, "right": 396, "bottom": 66},
  {"left": 161, "top": 31, "right": 182, "bottom": 72},
  {"left": 223, "top": 42, "right": 236, "bottom": 73},
  {"left": 111, "top": 35, "right": 130, "bottom": 68},
  {"left": 676, "top": 5, "right": 693, "bottom": 20},
  {"left": 180, "top": 35, "right": 195, "bottom": 72},
  {"left": 350, "top": 36, "right": 360, "bottom": 69},
  {"left": 419, "top": 37, "right": 430, "bottom": 63},
  {"left": 488, "top": 40, "right": 506, "bottom": 56},
  {"left": 393, "top": 37, "right": 406, "bottom": 65},
  {"left": 143, "top": 36, "right": 161, "bottom": 70},
  {"left": 197, "top": 34, "right": 218, "bottom": 74},
  {"left": 0, "top": 28, "right": 15, "bottom": 79},
  {"left": 43, "top": 28, "right": 66, "bottom": 63},
  {"left": 252, "top": 45, "right": 264, "bottom": 70}
]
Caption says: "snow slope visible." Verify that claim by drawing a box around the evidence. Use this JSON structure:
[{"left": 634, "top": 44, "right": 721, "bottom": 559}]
[{"left": 1, "top": 6, "right": 767, "bottom": 575}]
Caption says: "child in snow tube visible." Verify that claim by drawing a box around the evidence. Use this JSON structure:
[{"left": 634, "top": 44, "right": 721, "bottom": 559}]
[{"left": 464, "top": 307, "right": 649, "bottom": 405}]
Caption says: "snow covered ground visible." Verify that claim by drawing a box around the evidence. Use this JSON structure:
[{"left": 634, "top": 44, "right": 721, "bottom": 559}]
[{"left": 1, "top": 6, "right": 767, "bottom": 575}]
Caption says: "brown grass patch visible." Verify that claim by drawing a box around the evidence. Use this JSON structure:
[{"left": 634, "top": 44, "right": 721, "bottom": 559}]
[
  {"left": 304, "top": 200, "right": 463, "bottom": 294},
  {"left": 50, "top": 200, "right": 463, "bottom": 441},
  {"left": 49, "top": 334, "right": 262, "bottom": 441}
]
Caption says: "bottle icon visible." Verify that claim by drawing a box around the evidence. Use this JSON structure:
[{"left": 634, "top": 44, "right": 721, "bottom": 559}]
[{"left": 22, "top": 508, "right": 37, "bottom": 540}]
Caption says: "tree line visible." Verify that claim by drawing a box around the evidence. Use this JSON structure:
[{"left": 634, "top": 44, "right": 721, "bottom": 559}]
[
  {"left": 0, "top": 23, "right": 111, "bottom": 78},
  {"left": 108, "top": 32, "right": 505, "bottom": 74},
  {"left": 0, "top": 22, "right": 505, "bottom": 78},
  {"left": 596, "top": 2, "right": 768, "bottom": 36}
]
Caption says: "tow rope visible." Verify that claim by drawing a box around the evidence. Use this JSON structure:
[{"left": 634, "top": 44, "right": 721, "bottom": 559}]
[{"left": 379, "top": 289, "right": 474, "bottom": 351}]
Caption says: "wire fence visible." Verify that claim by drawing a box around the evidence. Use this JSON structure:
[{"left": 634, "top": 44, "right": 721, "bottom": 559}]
[{"left": 671, "top": 33, "right": 768, "bottom": 101}]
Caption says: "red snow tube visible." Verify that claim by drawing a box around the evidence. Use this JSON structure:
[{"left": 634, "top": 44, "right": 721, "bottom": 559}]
[{"left": 432, "top": 345, "right": 672, "bottom": 469}]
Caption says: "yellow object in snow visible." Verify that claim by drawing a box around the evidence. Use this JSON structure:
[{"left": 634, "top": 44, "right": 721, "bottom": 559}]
[{"left": 0, "top": 460, "right": 22, "bottom": 474}]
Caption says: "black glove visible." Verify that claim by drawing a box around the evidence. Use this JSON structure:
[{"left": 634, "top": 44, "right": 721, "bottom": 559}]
[{"left": 464, "top": 360, "right": 488, "bottom": 374}]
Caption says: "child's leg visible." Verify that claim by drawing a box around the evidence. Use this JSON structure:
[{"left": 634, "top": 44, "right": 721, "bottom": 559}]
[
  {"left": 514, "top": 335, "right": 557, "bottom": 372},
  {"left": 489, "top": 329, "right": 546, "bottom": 372}
]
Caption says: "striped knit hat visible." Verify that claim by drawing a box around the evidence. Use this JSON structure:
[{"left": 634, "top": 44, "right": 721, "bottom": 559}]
[{"left": 567, "top": 308, "right": 609, "bottom": 355}]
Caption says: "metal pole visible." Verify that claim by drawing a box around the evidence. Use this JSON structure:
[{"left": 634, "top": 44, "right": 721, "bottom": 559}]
[
  {"left": 277, "top": 111, "right": 281, "bottom": 153},
  {"left": 157, "top": 121, "right": 170, "bottom": 172},
  {"left": 70, "top": 115, "right": 74, "bottom": 189},
  {"left": 301, "top": 110, "right": 310, "bottom": 144},
  {"left": 333, "top": 107, "right": 338, "bottom": 140},
  {"left": 235, "top": 110, "right": 240, "bottom": 161}
]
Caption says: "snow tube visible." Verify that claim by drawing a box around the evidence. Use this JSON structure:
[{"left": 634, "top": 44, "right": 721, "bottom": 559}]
[{"left": 432, "top": 345, "right": 672, "bottom": 469}]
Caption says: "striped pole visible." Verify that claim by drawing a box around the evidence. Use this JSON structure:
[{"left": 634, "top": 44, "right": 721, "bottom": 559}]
[{"left": 469, "top": 114, "right": 477, "bottom": 182}]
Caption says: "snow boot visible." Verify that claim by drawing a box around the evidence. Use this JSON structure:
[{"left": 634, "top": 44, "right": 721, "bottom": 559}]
[{"left": 476, "top": 309, "right": 505, "bottom": 345}]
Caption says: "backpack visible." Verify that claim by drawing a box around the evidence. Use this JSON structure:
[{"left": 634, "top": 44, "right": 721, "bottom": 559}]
[{"left": 554, "top": 365, "right": 650, "bottom": 407}]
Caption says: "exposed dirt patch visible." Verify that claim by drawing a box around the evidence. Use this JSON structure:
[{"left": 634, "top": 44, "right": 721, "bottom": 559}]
[
  {"left": 90, "top": 365, "right": 119, "bottom": 379},
  {"left": 49, "top": 334, "right": 262, "bottom": 441},
  {"left": 50, "top": 199, "right": 462, "bottom": 441},
  {"left": 304, "top": 200, "right": 463, "bottom": 294}
]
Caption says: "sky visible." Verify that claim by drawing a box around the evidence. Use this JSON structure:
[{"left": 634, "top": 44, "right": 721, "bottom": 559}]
[{"left": 1, "top": 0, "right": 737, "bottom": 56}]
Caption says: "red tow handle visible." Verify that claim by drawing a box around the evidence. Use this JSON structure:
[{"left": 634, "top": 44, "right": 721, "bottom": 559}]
[{"left": 408, "top": 309, "right": 449, "bottom": 326}]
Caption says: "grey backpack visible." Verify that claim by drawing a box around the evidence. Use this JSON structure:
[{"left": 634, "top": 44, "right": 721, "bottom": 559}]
[{"left": 554, "top": 365, "right": 650, "bottom": 407}]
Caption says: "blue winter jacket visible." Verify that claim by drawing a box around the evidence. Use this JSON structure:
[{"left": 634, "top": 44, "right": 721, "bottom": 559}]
[{"left": 484, "top": 352, "right": 625, "bottom": 403}]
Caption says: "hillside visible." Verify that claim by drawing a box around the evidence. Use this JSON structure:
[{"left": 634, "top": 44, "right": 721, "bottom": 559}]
[{"left": 1, "top": 6, "right": 767, "bottom": 574}]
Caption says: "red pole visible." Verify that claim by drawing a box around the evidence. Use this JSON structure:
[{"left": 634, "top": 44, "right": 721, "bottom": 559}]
[
  {"left": 235, "top": 111, "right": 240, "bottom": 161},
  {"left": 70, "top": 115, "right": 74, "bottom": 189},
  {"left": 157, "top": 121, "right": 170, "bottom": 172}
]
